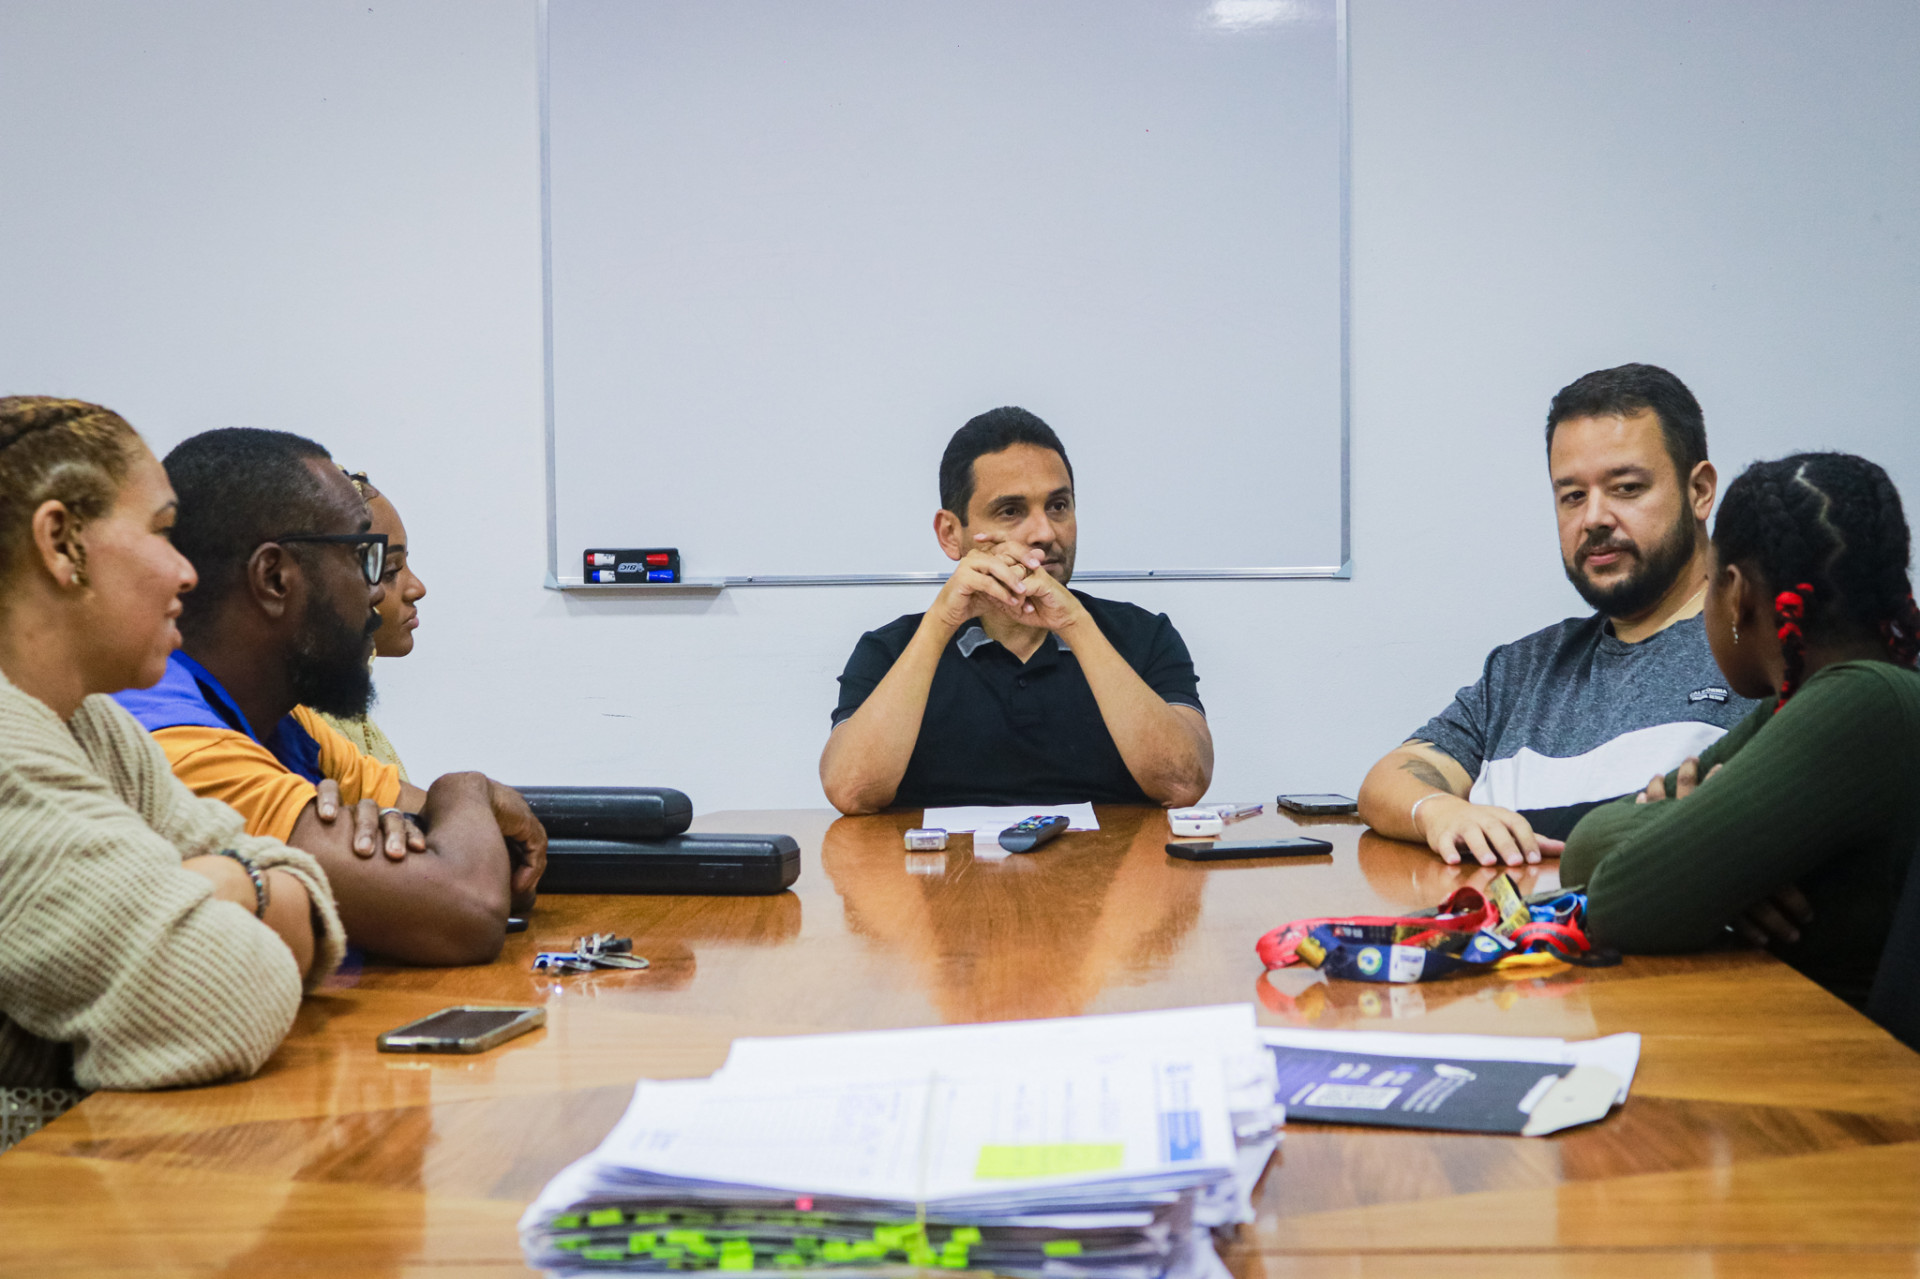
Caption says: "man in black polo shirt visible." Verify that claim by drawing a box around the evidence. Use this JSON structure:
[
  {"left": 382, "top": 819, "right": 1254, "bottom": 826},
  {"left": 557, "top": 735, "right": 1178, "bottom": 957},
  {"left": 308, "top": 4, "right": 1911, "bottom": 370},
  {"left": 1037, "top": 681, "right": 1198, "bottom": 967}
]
[{"left": 820, "top": 407, "right": 1213, "bottom": 814}]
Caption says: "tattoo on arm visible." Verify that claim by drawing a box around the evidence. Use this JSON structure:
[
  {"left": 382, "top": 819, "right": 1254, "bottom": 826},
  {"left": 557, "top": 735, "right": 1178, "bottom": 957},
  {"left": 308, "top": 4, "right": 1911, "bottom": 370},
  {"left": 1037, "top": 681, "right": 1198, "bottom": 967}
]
[{"left": 1398, "top": 757, "right": 1453, "bottom": 793}]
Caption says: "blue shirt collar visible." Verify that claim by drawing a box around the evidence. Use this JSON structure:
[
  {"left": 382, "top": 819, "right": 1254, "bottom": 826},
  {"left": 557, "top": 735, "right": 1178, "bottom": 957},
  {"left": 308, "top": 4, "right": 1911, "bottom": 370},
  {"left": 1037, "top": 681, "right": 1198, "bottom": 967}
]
[{"left": 113, "top": 650, "right": 327, "bottom": 784}]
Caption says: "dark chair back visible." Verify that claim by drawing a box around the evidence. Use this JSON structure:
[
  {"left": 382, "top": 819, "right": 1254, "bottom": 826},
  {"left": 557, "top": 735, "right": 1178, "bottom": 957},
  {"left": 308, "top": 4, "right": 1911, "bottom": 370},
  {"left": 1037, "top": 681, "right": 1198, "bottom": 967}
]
[{"left": 1866, "top": 838, "right": 1920, "bottom": 1050}]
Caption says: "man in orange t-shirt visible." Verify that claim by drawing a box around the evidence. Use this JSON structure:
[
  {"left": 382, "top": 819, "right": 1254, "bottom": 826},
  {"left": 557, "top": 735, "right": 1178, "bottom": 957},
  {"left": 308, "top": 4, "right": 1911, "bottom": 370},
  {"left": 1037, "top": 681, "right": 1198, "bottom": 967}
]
[
  {"left": 121, "top": 652, "right": 406, "bottom": 842},
  {"left": 118, "top": 428, "right": 545, "bottom": 966}
]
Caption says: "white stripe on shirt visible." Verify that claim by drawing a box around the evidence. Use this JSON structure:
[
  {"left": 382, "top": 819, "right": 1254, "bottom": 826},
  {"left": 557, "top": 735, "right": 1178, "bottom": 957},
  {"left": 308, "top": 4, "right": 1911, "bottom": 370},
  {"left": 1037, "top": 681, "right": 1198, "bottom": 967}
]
[{"left": 1469, "top": 719, "right": 1730, "bottom": 812}]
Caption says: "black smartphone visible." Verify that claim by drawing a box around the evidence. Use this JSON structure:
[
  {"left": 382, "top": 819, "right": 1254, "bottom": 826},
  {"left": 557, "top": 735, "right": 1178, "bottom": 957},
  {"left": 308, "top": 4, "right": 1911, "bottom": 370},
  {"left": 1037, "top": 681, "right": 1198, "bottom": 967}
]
[
  {"left": 1167, "top": 837, "right": 1333, "bottom": 861},
  {"left": 1276, "top": 793, "right": 1358, "bottom": 815},
  {"left": 376, "top": 1006, "right": 546, "bottom": 1054}
]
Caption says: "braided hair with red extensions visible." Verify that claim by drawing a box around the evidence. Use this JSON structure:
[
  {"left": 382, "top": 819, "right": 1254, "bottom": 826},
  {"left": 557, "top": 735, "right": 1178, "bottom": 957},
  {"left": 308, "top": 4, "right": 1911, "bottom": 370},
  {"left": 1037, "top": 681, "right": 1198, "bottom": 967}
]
[{"left": 1712, "top": 452, "right": 1920, "bottom": 705}]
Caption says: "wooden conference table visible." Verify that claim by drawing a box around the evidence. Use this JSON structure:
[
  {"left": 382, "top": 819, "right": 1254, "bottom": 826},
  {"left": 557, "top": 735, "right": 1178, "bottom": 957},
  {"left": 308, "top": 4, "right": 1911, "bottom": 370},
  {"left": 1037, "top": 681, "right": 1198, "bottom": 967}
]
[{"left": 6, "top": 806, "right": 1920, "bottom": 1277}]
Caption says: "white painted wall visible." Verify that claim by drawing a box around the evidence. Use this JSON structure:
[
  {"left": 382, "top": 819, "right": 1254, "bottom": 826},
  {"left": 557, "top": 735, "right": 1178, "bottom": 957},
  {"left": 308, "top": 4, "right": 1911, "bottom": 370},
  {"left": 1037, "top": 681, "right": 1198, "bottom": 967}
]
[{"left": 3, "top": 0, "right": 1917, "bottom": 813}]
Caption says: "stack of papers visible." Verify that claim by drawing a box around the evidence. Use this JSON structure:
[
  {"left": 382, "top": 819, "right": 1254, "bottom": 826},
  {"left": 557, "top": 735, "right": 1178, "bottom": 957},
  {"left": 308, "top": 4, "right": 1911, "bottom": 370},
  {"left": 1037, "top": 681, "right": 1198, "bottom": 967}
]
[{"left": 520, "top": 1006, "right": 1277, "bottom": 1278}]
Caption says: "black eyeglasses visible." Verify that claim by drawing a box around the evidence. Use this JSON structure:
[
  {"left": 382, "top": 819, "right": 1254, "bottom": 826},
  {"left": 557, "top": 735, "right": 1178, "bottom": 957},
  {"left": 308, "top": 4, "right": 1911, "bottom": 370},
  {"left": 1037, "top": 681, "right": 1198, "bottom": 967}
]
[{"left": 271, "top": 532, "right": 388, "bottom": 585}]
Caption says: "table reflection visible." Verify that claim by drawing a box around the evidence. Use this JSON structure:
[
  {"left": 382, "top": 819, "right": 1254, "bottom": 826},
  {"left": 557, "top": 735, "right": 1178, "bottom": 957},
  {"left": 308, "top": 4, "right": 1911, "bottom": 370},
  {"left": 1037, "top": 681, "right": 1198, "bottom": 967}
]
[
  {"left": 820, "top": 808, "right": 1206, "bottom": 1021},
  {"left": 1355, "top": 828, "right": 1559, "bottom": 910}
]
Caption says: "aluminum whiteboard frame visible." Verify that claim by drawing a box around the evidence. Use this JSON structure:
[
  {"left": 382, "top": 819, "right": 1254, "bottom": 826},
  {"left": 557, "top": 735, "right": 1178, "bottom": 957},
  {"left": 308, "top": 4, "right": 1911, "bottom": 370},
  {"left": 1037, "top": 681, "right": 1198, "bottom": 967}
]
[{"left": 539, "top": 0, "right": 1352, "bottom": 589}]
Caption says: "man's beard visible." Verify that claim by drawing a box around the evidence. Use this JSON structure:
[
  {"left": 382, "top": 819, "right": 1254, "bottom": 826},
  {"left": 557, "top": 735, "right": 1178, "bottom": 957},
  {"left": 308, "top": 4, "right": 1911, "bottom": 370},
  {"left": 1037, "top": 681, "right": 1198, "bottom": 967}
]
[
  {"left": 288, "top": 596, "right": 379, "bottom": 718},
  {"left": 1564, "top": 511, "right": 1698, "bottom": 619}
]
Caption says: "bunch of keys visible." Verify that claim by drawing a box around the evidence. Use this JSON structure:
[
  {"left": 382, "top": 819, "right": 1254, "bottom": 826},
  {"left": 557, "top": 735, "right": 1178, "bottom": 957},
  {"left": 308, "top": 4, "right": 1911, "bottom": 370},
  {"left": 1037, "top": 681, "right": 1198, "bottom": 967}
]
[{"left": 533, "top": 933, "right": 650, "bottom": 974}]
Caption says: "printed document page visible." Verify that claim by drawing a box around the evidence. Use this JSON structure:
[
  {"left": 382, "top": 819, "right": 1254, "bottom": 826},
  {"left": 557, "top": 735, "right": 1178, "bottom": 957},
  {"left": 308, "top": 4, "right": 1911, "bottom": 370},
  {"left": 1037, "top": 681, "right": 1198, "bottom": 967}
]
[
  {"left": 920, "top": 803, "right": 1099, "bottom": 840},
  {"left": 544, "top": 1053, "right": 1235, "bottom": 1206}
]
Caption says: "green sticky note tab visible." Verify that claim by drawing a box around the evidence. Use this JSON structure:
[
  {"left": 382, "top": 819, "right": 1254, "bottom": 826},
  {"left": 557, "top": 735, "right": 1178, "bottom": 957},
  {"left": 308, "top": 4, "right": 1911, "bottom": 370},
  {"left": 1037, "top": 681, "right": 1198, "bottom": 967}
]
[
  {"left": 822, "top": 1240, "right": 853, "bottom": 1261},
  {"left": 587, "top": 1208, "right": 624, "bottom": 1228},
  {"left": 552, "top": 1214, "right": 582, "bottom": 1229},
  {"left": 582, "top": 1246, "right": 625, "bottom": 1262},
  {"left": 553, "top": 1235, "right": 590, "bottom": 1251},
  {"left": 719, "top": 1254, "right": 753, "bottom": 1270},
  {"left": 774, "top": 1254, "right": 804, "bottom": 1269},
  {"left": 1043, "top": 1240, "right": 1084, "bottom": 1257},
  {"left": 949, "top": 1228, "right": 981, "bottom": 1245},
  {"left": 908, "top": 1245, "right": 937, "bottom": 1266},
  {"left": 974, "top": 1143, "right": 1125, "bottom": 1180},
  {"left": 940, "top": 1256, "right": 968, "bottom": 1269},
  {"left": 630, "top": 1233, "right": 659, "bottom": 1251}
]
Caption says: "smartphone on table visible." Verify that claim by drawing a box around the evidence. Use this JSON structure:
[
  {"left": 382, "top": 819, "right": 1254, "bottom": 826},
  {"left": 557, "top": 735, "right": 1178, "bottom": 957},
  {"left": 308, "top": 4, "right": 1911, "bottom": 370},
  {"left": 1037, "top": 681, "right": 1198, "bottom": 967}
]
[
  {"left": 1166, "top": 837, "right": 1333, "bottom": 861},
  {"left": 1276, "top": 793, "right": 1359, "bottom": 815},
  {"left": 377, "top": 1006, "right": 546, "bottom": 1054}
]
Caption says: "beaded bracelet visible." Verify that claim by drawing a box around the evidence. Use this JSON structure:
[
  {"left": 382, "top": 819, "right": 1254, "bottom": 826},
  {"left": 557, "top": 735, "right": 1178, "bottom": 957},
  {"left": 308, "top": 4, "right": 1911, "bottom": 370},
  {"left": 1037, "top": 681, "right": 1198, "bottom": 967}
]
[{"left": 210, "top": 849, "right": 269, "bottom": 918}]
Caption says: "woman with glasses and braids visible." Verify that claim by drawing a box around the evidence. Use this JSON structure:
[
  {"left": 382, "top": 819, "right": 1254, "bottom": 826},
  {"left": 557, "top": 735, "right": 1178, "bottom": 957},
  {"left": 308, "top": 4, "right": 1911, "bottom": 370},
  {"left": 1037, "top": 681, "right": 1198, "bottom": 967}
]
[
  {"left": 0, "top": 397, "right": 344, "bottom": 1149},
  {"left": 1563, "top": 451, "right": 1920, "bottom": 1006},
  {"left": 310, "top": 471, "right": 427, "bottom": 784}
]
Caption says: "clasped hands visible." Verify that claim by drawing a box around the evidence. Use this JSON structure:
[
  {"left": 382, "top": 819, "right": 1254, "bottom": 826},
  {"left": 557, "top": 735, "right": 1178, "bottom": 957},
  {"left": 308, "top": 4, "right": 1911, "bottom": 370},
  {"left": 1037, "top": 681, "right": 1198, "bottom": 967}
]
[
  {"left": 1636, "top": 754, "right": 1812, "bottom": 949},
  {"left": 932, "top": 533, "right": 1078, "bottom": 633}
]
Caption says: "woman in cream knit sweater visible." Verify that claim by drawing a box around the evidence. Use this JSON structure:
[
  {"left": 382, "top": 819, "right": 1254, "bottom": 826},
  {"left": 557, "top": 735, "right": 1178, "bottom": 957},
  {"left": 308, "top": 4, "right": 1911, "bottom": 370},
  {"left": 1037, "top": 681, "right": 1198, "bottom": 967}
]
[{"left": 0, "top": 397, "right": 344, "bottom": 1150}]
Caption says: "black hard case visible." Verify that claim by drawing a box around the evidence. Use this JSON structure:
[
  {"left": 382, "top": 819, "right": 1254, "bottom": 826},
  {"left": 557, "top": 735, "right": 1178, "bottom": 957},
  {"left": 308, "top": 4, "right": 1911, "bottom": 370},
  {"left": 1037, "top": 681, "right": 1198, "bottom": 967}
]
[
  {"left": 540, "top": 833, "right": 801, "bottom": 896},
  {"left": 515, "top": 786, "right": 693, "bottom": 841}
]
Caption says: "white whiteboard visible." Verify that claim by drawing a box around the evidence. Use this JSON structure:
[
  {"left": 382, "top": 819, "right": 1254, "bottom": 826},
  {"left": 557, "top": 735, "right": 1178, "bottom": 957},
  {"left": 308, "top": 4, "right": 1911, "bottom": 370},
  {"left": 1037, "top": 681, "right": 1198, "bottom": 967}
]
[{"left": 543, "top": 0, "right": 1348, "bottom": 585}]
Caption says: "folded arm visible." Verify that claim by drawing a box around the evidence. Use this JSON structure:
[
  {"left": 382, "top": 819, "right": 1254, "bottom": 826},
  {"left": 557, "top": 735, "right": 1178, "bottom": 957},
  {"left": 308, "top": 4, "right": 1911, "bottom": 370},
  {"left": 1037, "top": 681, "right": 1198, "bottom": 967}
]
[
  {"left": 289, "top": 770, "right": 512, "bottom": 966},
  {"left": 393, "top": 777, "right": 546, "bottom": 915},
  {"left": 0, "top": 781, "right": 315, "bottom": 1092},
  {"left": 1057, "top": 610, "right": 1212, "bottom": 807},
  {"left": 1563, "top": 673, "right": 1901, "bottom": 952},
  {"left": 179, "top": 854, "right": 316, "bottom": 979}
]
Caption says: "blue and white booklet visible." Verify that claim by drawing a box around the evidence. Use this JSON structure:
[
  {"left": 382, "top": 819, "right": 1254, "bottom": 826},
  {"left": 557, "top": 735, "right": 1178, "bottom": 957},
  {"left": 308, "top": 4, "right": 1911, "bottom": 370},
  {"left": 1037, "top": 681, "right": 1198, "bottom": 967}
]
[{"left": 1260, "top": 1027, "right": 1640, "bottom": 1136}]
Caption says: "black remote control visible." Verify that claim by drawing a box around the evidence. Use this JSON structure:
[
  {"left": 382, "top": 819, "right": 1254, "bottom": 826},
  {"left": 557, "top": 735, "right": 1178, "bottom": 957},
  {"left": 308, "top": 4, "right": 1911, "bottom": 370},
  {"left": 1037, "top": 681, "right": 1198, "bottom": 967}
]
[{"left": 998, "top": 815, "right": 1071, "bottom": 853}]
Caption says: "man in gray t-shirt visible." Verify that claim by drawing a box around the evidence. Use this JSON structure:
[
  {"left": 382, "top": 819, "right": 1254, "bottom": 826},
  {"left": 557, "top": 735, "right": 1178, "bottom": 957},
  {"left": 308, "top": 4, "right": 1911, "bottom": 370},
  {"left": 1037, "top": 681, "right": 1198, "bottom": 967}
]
[{"left": 1358, "top": 364, "right": 1758, "bottom": 865}]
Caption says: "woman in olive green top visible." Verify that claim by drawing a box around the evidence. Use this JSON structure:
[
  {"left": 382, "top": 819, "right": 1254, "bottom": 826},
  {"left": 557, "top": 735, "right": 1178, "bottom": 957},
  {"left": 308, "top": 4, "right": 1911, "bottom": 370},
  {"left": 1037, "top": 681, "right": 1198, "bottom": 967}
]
[
  {"left": 311, "top": 471, "right": 426, "bottom": 783},
  {"left": 1563, "top": 451, "right": 1920, "bottom": 1007}
]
